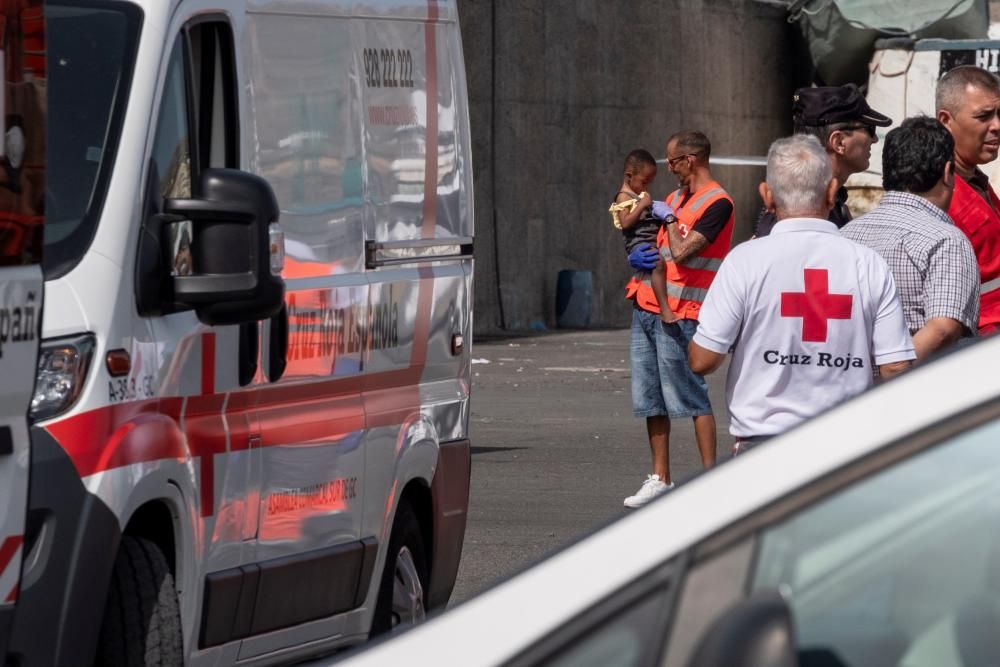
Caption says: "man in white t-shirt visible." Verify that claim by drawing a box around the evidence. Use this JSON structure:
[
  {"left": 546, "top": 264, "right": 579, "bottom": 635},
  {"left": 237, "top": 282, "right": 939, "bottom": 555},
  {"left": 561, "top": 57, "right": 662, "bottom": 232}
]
[{"left": 688, "top": 135, "right": 915, "bottom": 453}]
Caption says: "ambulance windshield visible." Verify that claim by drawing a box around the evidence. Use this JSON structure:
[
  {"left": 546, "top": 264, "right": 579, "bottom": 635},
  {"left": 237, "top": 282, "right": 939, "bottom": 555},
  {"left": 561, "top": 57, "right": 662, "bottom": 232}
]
[{"left": 43, "top": 1, "right": 141, "bottom": 278}]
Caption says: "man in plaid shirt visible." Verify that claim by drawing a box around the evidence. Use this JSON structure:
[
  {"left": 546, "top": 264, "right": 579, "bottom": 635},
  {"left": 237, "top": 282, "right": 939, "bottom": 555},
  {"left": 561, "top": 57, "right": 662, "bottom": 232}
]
[{"left": 842, "top": 116, "right": 980, "bottom": 359}]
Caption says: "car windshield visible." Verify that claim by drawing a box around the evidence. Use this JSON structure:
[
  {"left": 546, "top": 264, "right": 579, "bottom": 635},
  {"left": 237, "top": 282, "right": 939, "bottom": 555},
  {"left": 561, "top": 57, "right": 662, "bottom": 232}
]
[
  {"left": 43, "top": 0, "right": 141, "bottom": 277},
  {"left": 751, "top": 412, "right": 1000, "bottom": 667}
]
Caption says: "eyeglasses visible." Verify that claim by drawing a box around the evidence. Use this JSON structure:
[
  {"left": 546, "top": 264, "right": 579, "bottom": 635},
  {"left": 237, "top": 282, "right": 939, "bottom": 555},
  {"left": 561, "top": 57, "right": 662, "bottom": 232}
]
[
  {"left": 841, "top": 123, "right": 877, "bottom": 139},
  {"left": 666, "top": 153, "right": 696, "bottom": 167}
]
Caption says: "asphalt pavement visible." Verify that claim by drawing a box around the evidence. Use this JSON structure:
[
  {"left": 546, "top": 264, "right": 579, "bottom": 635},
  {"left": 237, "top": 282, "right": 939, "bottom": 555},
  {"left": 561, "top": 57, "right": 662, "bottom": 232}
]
[{"left": 449, "top": 327, "right": 730, "bottom": 605}]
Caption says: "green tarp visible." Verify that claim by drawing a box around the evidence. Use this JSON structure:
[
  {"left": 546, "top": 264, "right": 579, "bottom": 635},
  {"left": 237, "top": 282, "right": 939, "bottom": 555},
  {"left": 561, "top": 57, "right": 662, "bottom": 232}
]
[{"left": 786, "top": 0, "right": 989, "bottom": 85}]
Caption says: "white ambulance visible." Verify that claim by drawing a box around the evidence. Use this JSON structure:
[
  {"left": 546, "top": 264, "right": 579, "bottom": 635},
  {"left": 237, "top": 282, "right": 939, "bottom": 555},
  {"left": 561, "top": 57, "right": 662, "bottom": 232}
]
[{"left": 4, "top": 0, "right": 474, "bottom": 665}]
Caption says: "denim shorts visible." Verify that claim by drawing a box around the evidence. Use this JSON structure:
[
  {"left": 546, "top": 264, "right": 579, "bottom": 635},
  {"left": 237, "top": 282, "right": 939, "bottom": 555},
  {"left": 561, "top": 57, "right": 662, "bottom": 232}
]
[{"left": 630, "top": 308, "right": 713, "bottom": 419}]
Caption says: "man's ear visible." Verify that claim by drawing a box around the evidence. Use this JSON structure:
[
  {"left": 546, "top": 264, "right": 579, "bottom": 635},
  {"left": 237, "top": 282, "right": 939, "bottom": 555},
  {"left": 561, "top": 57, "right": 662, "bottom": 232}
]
[
  {"left": 943, "top": 160, "right": 956, "bottom": 190},
  {"left": 828, "top": 129, "right": 846, "bottom": 155},
  {"left": 759, "top": 182, "right": 775, "bottom": 212},
  {"left": 937, "top": 109, "right": 953, "bottom": 128},
  {"left": 825, "top": 177, "right": 840, "bottom": 211}
]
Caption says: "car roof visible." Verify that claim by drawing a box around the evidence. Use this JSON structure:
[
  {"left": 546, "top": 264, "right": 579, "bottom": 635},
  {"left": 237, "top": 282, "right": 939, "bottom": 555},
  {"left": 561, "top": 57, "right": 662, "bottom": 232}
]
[{"left": 336, "top": 335, "right": 1000, "bottom": 667}]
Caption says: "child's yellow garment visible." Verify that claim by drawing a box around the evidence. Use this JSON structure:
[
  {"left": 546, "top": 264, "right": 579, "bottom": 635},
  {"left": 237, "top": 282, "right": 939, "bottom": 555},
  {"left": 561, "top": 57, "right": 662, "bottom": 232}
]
[{"left": 608, "top": 192, "right": 648, "bottom": 230}]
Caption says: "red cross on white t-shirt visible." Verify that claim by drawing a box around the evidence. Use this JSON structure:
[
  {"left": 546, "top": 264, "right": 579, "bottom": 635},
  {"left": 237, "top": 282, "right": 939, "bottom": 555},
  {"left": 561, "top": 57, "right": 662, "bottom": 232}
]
[{"left": 780, "top": 268, "right": 853, "bottom": 343}]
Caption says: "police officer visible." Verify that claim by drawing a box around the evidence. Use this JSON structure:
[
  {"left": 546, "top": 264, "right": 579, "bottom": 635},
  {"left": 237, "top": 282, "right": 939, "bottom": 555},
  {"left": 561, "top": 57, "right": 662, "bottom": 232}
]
[{"left": 755, "top": 84, "right": 892, "bottom": 237}]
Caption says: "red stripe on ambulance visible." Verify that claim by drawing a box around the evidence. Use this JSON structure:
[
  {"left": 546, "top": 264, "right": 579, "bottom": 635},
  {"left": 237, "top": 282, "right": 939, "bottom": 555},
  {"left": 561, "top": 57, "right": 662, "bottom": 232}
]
[
  {"left": 0, "top": 535, "right": 24, "bottom": 602},
  {"left": 201, "top": 332, "right": 216, "bottom": 395}
]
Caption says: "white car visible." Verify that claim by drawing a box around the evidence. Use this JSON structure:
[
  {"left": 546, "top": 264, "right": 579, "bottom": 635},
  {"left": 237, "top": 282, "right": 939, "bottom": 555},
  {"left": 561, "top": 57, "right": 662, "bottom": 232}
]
[{"left": 332, "top": 334, "right": 1000, "bottom": 667}]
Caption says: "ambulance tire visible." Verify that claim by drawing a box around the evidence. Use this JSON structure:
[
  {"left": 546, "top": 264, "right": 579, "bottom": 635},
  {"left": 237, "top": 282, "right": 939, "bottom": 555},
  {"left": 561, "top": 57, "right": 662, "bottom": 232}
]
[
  {"left": 96, "top": 536, "right": 183, "bottom": 667},
  {"left": 371, "top": 502, "right": 428, "bottom": 637}
]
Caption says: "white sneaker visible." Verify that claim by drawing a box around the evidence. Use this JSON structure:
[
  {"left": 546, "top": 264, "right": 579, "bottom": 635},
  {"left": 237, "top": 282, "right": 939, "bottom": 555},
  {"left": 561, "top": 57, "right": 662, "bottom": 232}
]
[{"left": 623, "top": 474, "right": 674, "bottom": 508}]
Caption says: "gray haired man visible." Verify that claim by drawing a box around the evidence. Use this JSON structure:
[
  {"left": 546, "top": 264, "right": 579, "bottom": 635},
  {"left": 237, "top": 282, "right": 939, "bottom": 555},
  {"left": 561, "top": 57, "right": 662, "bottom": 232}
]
[{"left": 689, "top": 135, "right": 915, "bottom": 453}]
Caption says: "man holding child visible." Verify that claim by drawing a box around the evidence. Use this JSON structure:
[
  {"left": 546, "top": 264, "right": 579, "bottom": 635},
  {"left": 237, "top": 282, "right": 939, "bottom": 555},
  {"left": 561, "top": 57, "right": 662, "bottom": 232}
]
[{"left": 622, "top": 130, "right": 734, "bottom": 508}]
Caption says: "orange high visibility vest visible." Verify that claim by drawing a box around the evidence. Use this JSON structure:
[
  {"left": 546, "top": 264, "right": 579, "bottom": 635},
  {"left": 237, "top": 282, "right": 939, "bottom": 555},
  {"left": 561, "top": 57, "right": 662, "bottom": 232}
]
[
  {"left": 948, "top": 174, "right": 1000, "bottom": 334},
  {"left": 625, "top": 181, "right": 734, "bottom": 320}
]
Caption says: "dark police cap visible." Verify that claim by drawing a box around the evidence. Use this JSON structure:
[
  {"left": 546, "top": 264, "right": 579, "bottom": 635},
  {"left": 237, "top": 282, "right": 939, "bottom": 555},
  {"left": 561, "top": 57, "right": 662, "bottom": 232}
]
[{"left": 792, "top": 84, "right": 892, "bottom": 128}]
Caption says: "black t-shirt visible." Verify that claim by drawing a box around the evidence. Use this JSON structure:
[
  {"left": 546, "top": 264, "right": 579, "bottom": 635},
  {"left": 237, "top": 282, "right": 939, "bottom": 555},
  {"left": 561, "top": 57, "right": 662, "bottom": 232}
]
[
  {"left": 753, "top": 186, "right": 852, "bottom": 237},
  {"left": 678, "top": 196, "right": 733, "bottom": 244}
]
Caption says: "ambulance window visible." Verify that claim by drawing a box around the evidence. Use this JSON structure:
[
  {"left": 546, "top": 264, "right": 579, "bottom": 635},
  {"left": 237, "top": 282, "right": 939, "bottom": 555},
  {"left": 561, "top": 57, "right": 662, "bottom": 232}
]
[
  {"left": 43, "top": 1, "right": 141, "bottom": 277},
  {"left": 151, "top": 39, "right": 192, "bottom": 199},
  {"left": 188, "top": 22, "right": 238, "bottom": 170}
]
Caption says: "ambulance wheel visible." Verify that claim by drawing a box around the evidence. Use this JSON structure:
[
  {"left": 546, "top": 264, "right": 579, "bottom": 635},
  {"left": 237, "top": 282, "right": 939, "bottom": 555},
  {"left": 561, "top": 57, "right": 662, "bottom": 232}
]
[
  {"left": 96, "top": 536, "right": 183, "bottom": 667},
  {"left": 371, "top": 502, "right": 428, "bottom": 636}
]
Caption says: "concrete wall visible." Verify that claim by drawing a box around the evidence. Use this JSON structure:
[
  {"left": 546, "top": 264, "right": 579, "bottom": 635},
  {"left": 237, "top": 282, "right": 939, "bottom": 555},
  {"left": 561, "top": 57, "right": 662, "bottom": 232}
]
[{"left": 459, "top": 1, "right": 804, "bottom": 332}]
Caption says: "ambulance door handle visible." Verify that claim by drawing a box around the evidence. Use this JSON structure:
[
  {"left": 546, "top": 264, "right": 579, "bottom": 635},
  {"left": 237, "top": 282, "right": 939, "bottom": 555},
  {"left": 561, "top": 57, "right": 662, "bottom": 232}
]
[
  {"left": 267, "top": 304, "right": 288, "bottom": 383},
  {"left": 242, "top": 434, "right": 262, "bottom": 541},
  {"left": 238, "top": 322, "right": 258, "bottom": 387},
  {"left": 0, "top": 426, "right": 12, "bottom": 456}
]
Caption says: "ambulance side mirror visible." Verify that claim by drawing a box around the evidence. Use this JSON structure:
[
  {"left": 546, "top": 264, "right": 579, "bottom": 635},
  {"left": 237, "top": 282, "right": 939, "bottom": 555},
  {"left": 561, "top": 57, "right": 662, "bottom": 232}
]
[{"left": 135, "top": 166, "right": 285, "bottom": 326}]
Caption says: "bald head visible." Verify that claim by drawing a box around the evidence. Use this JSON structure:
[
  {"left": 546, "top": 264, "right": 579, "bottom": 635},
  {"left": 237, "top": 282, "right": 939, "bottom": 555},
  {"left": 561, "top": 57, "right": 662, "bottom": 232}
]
[
  {"left": 667, "top": 130, "right": 711, "bottom": 163},
  {"left": 936, "top": 66, "right": 1000, "bottom": 114}
]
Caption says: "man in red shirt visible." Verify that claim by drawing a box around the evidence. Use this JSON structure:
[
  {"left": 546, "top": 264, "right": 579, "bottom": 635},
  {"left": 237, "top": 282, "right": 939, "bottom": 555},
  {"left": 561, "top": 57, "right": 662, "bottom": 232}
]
[{"left": 937, "top": 65, "right": 1000, "bottom": 335}]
